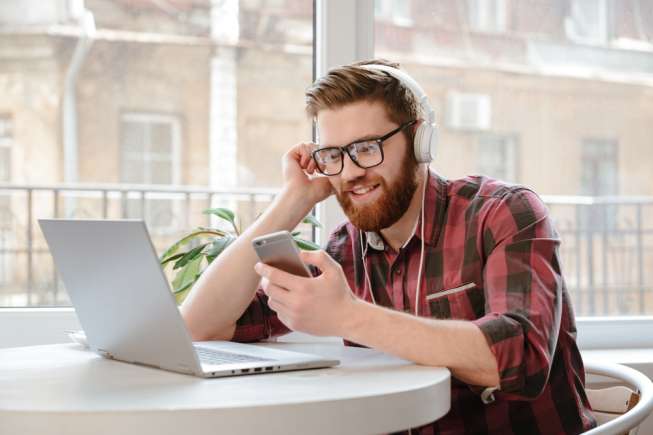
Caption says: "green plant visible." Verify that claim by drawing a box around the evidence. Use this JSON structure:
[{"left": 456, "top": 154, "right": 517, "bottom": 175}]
[{"left": 160, "top": 207, "right": 321, "bottom": 304}]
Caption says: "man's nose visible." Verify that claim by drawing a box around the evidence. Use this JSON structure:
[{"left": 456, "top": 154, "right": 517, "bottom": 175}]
[{"left": 340, "top": 152, "right": 366, "bottom": 181}]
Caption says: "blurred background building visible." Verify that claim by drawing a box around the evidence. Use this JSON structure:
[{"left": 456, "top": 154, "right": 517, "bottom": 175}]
[{"left": 0, "top": 0, "right": 651, "bottom": 317}]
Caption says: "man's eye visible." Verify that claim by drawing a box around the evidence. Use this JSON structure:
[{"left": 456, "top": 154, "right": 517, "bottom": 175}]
[
  {"left": 320, "top": 149, "right": 342, "bottom": 163},
  {"left": 354, "top": 141, "right": 378, "bottom": 154}
]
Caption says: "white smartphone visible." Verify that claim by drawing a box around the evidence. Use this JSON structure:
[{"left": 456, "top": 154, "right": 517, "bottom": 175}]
[{"left": 252, "top": 230, "right": 312, "bottom": 277}]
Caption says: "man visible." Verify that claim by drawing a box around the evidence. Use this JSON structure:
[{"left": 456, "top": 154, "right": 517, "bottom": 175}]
[{"left": 181, "top": 59, "right": 595, "bottom": 434}]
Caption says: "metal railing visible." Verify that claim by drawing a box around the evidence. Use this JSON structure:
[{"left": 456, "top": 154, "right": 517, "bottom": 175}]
[
  {"left": 0, "top": 183, "right": 279, "bottom": 306},
  {"left": 1, "top": 184, "right": 652, "bottom": 316}
]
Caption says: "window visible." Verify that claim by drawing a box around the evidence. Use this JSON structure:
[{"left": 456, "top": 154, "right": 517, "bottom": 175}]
[
  {"left": 579, "top": 138, "right": 618, "bottom": 230},
  {"left": 0, "top": 1, "right": 314, "bottom": 308},
  {"left": 477, "top": 134, "right": 519, "bottom": 183},
  {"left": 581, "top": 139, "right": 618, "bottom": 198},
  {"left": 0, "top": 115, "right": 11, "bottom": 183},
  {"left": 376, "top": 1, "right": 653, "bottom": 324},
  {"left": 468, "top": 0, "right": 508, "bottom": 33},
  {"left": 120, "top": 113, "right": 181, "bottom": 230},
  {"left": 0, "top": 115, "right": 12, "bottom": 287},
  {"left": 566, "top": 0, "right": 610, "bottom": 44},
  {"left": 375, "top": 0, "right": 412, "bottom": 26}
]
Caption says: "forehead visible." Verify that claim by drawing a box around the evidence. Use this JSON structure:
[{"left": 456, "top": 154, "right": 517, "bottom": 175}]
[{"left": 316, "top": 100, "right": 393, "bottom": 146}]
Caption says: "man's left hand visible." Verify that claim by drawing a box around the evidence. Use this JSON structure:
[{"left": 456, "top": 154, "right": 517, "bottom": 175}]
[{"left": 253, "top": 250, "right": 356, "bottom": 337}]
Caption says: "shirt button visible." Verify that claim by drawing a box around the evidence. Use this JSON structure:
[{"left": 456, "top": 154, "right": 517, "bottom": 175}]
[{"left": 394, "top": 268, "right": 402, "bottom": 275}]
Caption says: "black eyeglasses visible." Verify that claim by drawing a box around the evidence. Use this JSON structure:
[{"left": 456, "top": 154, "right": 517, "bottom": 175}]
[{"left": 311, "top": 120, "right": 417, "bottom": 176}]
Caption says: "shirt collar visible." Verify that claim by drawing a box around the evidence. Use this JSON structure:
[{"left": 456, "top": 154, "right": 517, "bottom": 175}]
[{"left": 363, "top": 170, "right": 448, "bottom": 252}]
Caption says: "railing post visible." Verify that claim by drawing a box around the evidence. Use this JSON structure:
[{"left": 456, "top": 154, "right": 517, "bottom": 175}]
[
  {"left": 602, "top": 203, "right": 609, "bottom": 315},
  {"left": 52, "top": 189, "right": 59, "bottom": 302},
  {"left": 102, "top": 190, "right": 108, "bottom": 219},
  {"left": 185, "top": 192, "right": 191, "bottom": 230},
  {"left": 586, "top": 203, "right": 596, "bottom": 316},
  {"left": 636, "top": 203, "right": 645, "bottom": 314},
  {"left": 26, "top": 188, "right": 33, "bottom": 306},
  {"left": 575, "top": 204, "right": 582, "bottom": 314}
]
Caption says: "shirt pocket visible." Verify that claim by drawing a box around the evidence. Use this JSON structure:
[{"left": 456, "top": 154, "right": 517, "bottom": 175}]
[{"left": 427, "top": 282, "right": 485, "bottom": 321}]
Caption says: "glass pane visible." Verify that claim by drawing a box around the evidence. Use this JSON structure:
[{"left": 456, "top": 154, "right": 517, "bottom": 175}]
[
  {"left": 375, "top": 1, "right": 653, "bottom": 317},
  {"left": 121, "top": 121, "right": 145, "bottom": 155},
  {"left": 150, "top": 161, "right": 173, "bottom": 185},
  {"left": 0, "top": 148, "right": 10, "bottom": 182},
  {"left": 0, "top": 1, "right": 313, "bottom": 307},
  {"left": 150, "top": 122, "right": 173, "bottom": 155}
]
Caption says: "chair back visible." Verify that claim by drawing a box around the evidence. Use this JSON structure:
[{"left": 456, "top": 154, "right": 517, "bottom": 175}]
[{"left": 583, "top": 361, "right": 653, "bottom": 435}]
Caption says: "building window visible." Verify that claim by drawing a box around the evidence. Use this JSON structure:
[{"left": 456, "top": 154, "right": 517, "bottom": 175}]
[
  {"left": 0, "top": 115, "right": 13, "bottom": 287},
  {"left": 477, "top": 133, "right": 519, "bottom": 183},
  {"left": 580, "top": 138, "right": 618, "bottom": 230},
  {"left": 566, "top": 0, "right": 610, "bottom": 44},
  {"left": 120, "top": 113, "right": 181, "bottom": 230},
  {"left": 375, "top": 0, "right": 412, "bottom": 26},
  {"left": 0, "top": 115, "right": 11, "bottom": 183},
  {"left": 468, "top": 0, "right": 507, "bottom": 34}
]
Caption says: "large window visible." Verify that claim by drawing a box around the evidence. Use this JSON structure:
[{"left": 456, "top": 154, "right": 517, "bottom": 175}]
[
  {"left": 0, "top": 115, "right": 13, "bottom": 287},
  {"left": 566, "top": 0, "right": 610, "bottom": 44},
  {"left": 0, "top": 0, "right": 313, "bottom": 307},
  {"left": 375, "top": 0, "right": 653, "bottom": 319},
  {"left": 477, "top": 133, "right": 519, "bottom": 183}
]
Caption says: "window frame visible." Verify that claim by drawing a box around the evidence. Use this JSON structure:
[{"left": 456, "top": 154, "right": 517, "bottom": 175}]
[{"left": 1, "top": 0, "right": 651, "bottom": 351}]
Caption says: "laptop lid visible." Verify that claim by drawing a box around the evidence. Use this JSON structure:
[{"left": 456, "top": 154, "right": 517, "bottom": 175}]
[{"left": 39, "top": 219, "right": 203, "bottom": 375}]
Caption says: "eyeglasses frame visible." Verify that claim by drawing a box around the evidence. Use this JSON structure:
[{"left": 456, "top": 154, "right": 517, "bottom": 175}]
[{"left": 311, "top": 120, "right": 417, "bottom": 176}]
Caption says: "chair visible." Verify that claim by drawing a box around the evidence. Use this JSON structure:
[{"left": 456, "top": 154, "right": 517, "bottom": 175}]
[{"left": 583, "top": 361, "right": 653, "bottom": 435}]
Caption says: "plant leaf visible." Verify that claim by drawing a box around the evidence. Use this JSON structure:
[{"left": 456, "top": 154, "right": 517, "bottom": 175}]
[
  {"left": 302, "top": 214, "right": 322, "bottom": 228},
  {"left": 291, "top": 231, "right": 301, "bottom": 237},
  {"left": 205, "top": 235, "right": 236, "bottom": 257},
  {"left": 203, "top": 208, "right": 240, "bottom": 235},
  {"left": 172, "top": 255, "right": 202, "bottom": 294},
  {"left": 173, "top": 243, "right": 208, "bottom": 270},
  {"left": 160, "top": 229, "right": 225, "bottom": 262},
  {"left": 160, "top": 252, "right": 185, "bottom": 267},
  {"left": 293, "top": 237, "right": 320, "bottom": 251},
  {"left": 203, "top": 208, "right": 235, "bottom": 225}
]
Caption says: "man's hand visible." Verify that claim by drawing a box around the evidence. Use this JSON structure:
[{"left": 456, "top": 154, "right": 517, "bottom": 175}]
[
  {"left": 282, "top": 142, "right": 333, "bottom": 206},
  {"left": 254, "top": 250, "right": 356, "bottom": 337}
]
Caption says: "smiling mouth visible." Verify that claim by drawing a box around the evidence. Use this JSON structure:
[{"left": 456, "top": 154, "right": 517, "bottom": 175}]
[{"left": 349, "top": 184, "right": 380, "bottom": 197}]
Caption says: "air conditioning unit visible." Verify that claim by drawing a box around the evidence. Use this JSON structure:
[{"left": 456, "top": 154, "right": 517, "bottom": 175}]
[{"left": 446, "top": 92, "right": 492, "bottom": 131}]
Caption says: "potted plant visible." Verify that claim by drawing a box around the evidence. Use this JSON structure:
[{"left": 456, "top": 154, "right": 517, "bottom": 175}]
[{"left": 160, "top": 207, "right": 321, "bottom": 304}]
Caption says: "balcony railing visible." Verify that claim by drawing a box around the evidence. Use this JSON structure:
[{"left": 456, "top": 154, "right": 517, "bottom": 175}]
[
  {"left": 0, "top": 183, "right": 280, "bottom": 306},
  {"left": 1, "top": 184, "right": 652, "bottom": 316}
]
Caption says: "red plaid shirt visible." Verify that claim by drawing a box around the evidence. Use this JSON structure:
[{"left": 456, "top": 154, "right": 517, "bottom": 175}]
[{"left": 234, "top": 171, "right": 596, "bottom": 435}]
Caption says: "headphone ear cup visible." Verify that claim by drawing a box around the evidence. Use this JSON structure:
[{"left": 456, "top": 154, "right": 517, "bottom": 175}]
[{"left": 413, "top": 122, "right": 437, "bottom": 163}]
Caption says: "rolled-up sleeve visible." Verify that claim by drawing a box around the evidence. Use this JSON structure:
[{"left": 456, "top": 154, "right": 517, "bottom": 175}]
[
  {"left": 472, "top": 189, "right": 563, "bottom": 400},
  {"left": 232, "top": 288, "right": 290, "bottom": 342}
]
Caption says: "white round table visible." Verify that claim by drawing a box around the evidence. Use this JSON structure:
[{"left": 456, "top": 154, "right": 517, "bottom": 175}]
[{"left": 0, "top": 341, "right": 450, "bottom": 435}]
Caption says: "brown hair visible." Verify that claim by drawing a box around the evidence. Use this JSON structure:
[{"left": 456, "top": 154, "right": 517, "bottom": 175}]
[{"left": 305, "top": 59, "right": 419, "bottom": 140}]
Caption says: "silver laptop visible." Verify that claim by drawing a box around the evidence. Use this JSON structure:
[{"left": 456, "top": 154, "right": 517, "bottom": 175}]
[{"left": 39, "top": 219, "right": 339, "bottom": 378}]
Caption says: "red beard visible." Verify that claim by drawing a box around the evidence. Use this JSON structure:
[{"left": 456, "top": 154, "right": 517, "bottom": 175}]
[{"left": 336, "top": 149, "right": 418, "bottom": 232}]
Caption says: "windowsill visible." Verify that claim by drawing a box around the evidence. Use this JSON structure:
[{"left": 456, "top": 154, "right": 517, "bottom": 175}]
[{"left": 581, "top": 348, "right": 653, "bottom": 379}]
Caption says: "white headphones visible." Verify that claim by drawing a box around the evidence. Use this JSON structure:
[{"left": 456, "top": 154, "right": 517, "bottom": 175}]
[
  {"left": 359, "top": 64, "right": 437, "bottom": 163},
  {"left": 356, "top": 64, "right": 433, "bottom": 316}
]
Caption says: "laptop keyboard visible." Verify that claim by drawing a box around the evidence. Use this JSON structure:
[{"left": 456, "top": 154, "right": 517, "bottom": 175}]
[{"left": 194, "top": 346, "right": 274, "bottom": 365}]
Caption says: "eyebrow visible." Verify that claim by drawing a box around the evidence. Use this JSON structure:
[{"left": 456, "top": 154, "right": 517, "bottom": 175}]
[{"left": 320, "top": 132, "right": 385, "bottom": 149}]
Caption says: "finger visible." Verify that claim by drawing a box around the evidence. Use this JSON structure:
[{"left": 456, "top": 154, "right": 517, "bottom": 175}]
[
  {"left": 254, "top": 262, "right": 308, "bottom": 291},
  {"left": 264, "top": 283, "right": 293, "bottom": 307},
  {"left": 299, "top": 250, "right": 338, "bottom": 272},
  {"left": 268, "top": 295, "right": 289, "bottom": 314}
]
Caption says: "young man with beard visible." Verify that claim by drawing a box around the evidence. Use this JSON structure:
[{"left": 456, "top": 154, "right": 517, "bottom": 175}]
[{"left": 181, "top": 59, "right": 595, "bottom": 434}]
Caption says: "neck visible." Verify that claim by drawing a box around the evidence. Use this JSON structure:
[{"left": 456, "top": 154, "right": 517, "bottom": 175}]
[{"left": 380, "top": 166, "right": 428, "bottom": 251}]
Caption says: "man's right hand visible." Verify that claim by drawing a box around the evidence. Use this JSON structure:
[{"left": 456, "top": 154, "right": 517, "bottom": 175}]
[{"left": 282, "top": 142, "right": 333, "bottom": 206}]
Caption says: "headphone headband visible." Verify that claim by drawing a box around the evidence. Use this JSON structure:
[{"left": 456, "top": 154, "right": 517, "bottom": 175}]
[
  {"left": 358, "top": 64, "right": 437, "bottom": 163},
  {"left": 359, "top": 64, "right": 435, "bottom": 124}
]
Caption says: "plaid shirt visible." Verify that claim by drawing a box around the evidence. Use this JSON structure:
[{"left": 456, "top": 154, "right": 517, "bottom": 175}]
[{"left": 234, "top": 171, "right": 596, "bottom": 435}]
